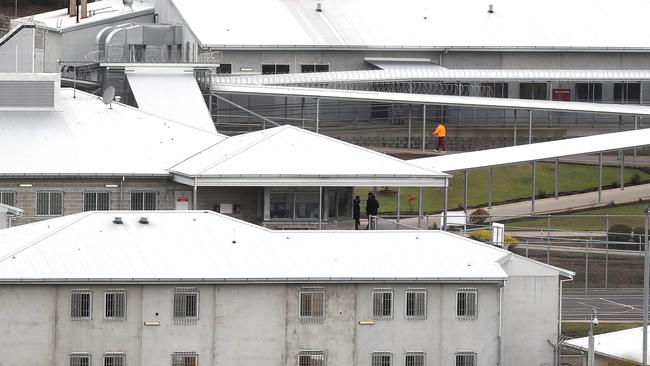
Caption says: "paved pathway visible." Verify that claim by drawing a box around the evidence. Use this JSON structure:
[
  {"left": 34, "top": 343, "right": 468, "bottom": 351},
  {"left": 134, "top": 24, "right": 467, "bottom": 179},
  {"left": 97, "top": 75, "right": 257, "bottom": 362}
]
[{"left": 563, "top": 288, "right": 644, "bottom": 322}]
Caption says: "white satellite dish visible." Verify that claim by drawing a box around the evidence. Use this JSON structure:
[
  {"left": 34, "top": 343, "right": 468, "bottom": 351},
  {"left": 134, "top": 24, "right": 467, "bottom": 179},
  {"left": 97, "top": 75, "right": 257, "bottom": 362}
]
[{"left": 102, "top": 86, "right": 116, "bottom": 109}]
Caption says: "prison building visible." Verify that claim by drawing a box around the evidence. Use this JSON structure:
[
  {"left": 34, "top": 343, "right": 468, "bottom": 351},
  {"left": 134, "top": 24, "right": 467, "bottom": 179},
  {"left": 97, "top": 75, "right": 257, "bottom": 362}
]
[{"left": 0, "top": 210, "right": 573, "bottom": 366}]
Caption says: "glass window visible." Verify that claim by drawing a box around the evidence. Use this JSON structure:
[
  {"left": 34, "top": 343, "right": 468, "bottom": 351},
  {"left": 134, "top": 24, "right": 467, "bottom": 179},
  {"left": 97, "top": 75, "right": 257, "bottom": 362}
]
[
  {"left": 103, "top": 353, "right": 125, "bottom": 366},
  {"left": 84, "top": 192, "right": 110, "bottom": 211},
  {"left": 575, "top": 83, "right": 602, "bottom": 102},
  {"left": 455, "top": 352, "right": 476, "bottom": 366},
  {"left": 173, "top": 288, "right": 199, "bottom": 325},
  {"left": 614, "top": 83, "right": 641, "bottom": 103},
  {"left": 301, "top": 64, "right": 329, "bottom": 73},
  {"left": 298, "top": 351, "right": 325, "bottom": 366},
  {"left": 372, "top": 289, "right": 393, "bottom": 320},
  {"left": 105, "top": 289, "right": 126, "bottom": 320},
  {"left": 36, "top": 191, "right": 63, "bottom": 216},
  {"left": 519, "top": 83, "right": 547, "bottom": 100},
  {"left": 71, "top": 289, "right": 92, "bottom": 320},
  {"left": 0, "top": 190, "right": 16, "bottom": 206},
  {"left": 295, "top": 192, "right": 319, "bottom": 219},
  {"left": 336, "top": 191, "right": 350, "bottom": 218},
  {"left": 480, "top": 83, "right": 508, "bottom": 98},
  {"left": 405, "top": 289, "right": 427, "bottom": 319},
  {"left": 372, "top": 352, "right": 392, "bottom": 366},
  {"left": 172, "top": 352, "right": 198, "bottom": 366},
  {"left": 327, "top": 191, "right": 337, "bottom": 218},
  {"left": 270, "top": 193, "right": 294, "bottom": 219},
  {"left": 70, "top": 353, "right": 91, "bottom": 366},
  {"left": 216, "top": 63, "right": 232, "bottom": 74},
  {"left": 299, "top": 287, "right": 325, "bottom": 323},
  {"left": 262, "top": 64, "right": 290, "bottom": 74},
  {"left": 456, "top": 288, "right": 478, "bottom": 319},
  {"left": 405, "top": 352, "right": 425, "bottom": 366},
  {"left": 131, "top": 191, "right": 157, "bottom": 210}
]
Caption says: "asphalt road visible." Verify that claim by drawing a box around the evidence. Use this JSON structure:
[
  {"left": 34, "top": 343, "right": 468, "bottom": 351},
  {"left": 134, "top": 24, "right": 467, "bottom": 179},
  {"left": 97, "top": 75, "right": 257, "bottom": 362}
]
[{"left": 563, "top": 287, "right": 644, "bottom": 322}]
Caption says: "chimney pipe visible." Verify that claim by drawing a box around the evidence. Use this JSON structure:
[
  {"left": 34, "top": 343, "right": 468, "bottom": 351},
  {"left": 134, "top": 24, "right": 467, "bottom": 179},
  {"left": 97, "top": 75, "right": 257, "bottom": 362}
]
[
  {"left": 488, "top": 4, "right": 494, "bottom": 13},
  {"left": 316, "top": 2, "right": 322, "bottom": 12}
]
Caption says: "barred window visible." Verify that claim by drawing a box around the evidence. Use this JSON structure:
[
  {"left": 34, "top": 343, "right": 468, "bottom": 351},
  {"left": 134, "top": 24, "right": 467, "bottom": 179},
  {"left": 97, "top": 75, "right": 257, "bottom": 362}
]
[
  {"left": 371, "top": 352, "right": 392, "bottom": 366},
  {"left": 298, "top": 351, "right": 325, "bottom": 366},
  {"left": 71, "top": 289, "right": 92, "bottom": 320},
  {"left": 0, "top": 190, "right": 16, "bottom": 206},
  {"left": 405, "top": 352, "right": 425, "bottom": 366},
  {"left": 70, "top": 353, "right": 91, "bottom": 366},
  {"left": 103, "top": 353, "right": 125, "bottom": 366},
  {"left": 171, "top": 352, "right": 198, "bottom": 366},
  {"left": 456, "top": 289, "right": 478, "bottom": 319},
  {"left": 299, "top": 288, "right": 325, "bottom": 323},
  {"left": 104, "top": 289, "right": 126, "bottom": 320},
  {"left": 130, "top": 191, "right": 157, "bottom": 210},
  {"left": 84, "top": 192, "right": 110, "bottom": 211},
  {"left": 455, "top": 352, "right": 476, "bottom": 366},
  {"left": 173, "top": 288, "right": 199, "bottom": 324},
  {"left": 36, "top": 191, "right": 63, "bottom": 216},
  {"left": 405, "top": 289, "right": 427, "bottom": 319},
  {"left": 372, "top": 289, "right": 393, "bottom": 320}
]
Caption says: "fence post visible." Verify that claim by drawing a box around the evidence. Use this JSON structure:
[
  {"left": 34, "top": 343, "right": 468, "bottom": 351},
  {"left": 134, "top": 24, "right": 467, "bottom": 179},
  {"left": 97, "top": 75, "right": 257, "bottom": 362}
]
[
  {"left": 547, "top": 214, "right": 551, "bottom": 264},
  {"left": 605, "top": 215, "right": 609, "bottom": 288}
]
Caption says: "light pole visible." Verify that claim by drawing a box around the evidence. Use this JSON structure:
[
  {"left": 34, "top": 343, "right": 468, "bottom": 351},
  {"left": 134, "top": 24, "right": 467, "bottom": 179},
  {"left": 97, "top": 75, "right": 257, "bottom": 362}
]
[
  {"left": 643, "top": 206, "right": 650, "bottom": 366},
  {"left": 588, "top": 308, "right": 598, "bottom": 366}
]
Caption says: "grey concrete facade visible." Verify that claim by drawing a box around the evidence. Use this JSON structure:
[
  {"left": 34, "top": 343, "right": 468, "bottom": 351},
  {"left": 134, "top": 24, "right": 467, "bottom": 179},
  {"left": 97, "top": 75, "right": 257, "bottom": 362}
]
[{"left": 0, "top": 277, "right": 559, "bottom": 366}]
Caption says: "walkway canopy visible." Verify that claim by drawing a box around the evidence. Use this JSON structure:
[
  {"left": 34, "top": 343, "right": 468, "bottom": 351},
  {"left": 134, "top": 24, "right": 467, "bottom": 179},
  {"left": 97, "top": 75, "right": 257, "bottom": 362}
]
[{"left": 169, "top": 125, "right": 448, "bottom": 187}]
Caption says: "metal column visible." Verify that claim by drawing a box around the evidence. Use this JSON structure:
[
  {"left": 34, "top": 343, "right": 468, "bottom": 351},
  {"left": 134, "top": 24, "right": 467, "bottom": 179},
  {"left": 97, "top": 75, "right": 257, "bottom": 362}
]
[
  {"left": 531, "top": 162, "right": 536, "bottom": 213},
  {"left": 443, "top": 178, "right": 449, "bottom": 231},
  {"left": 318, "top": 186, "right": 323, "bottom": 230},
  {"left": 554, "top": 159, "right": 559, "bottom": 199},
  {"left": 315, "top": 98, "right": 320, "bottom": 133},
  {"left": 621, "top": 150, "right": 625, "bottom": 190},
  {"left": 464, "top": 170, "right": 468, "bottom": 215},
  {"left": 300, "top": 98, "right": 305, "bottom": 129},
  {"left": 407, "top": 105, "right": 412, "bottom": 149},
  {"left": 635, "top": 116, "right": 639, "bottom": 163},
  {"left": 643, "top": 207, "right": 649, "bottom": 366},
  {"left": 605, "top": 215, "right": 609, "bottom": 288},
  {"left": 528, "top": 109, "right": 533, "bottom": 144},
  {"left": 598, "top": 153, "right": 603, "bottom": 202},
  {"left": 513, "top": 110, "right": 518, "bottom": 146},
  {"left": 488, "top": 167, "right": 493, "bottom": 209},
  {"left": 421, "top": 104, "right": 427, "bottom": 152},
  {"left": 418, "top": 186, "right": 424, "bottom": 229},
  {"left": 396, "top": 187, "right": 401, "bottom": 224},
  {"left": 192, "top": 178, "right": 198, "bottom": 210}
]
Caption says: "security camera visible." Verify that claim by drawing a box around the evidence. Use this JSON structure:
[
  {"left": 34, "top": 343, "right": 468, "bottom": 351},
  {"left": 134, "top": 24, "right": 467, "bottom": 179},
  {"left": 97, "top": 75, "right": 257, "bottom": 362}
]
[{"left": 593, "top": 317, "right": 599, "bottom": 327}]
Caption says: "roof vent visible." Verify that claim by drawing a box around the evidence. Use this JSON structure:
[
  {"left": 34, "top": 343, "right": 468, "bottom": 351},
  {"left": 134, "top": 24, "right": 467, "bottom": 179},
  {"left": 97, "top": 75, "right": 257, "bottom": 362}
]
[
  {"left": 316, "top": 2, "right": 322, "bottom": 12},
  {"left": 113, "top": 216, "right": 123, "bottom": 224},
  {"left": 139, "top": 217, "right": 149, "bottom": 225},
  {"left": 123, "top": 0, "right": 133, "bottom": 12},
  {"left": 488, "top": 4, "right": 494, "bottom": 13}
]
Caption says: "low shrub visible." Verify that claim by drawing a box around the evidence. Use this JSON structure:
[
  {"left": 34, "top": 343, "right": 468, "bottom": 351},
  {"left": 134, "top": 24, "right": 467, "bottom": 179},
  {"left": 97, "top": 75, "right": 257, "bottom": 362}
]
[
  {"left": 608, "top": 224, "right": 632, "bottom": 243},
  {"left": 630, "top": 174, "right": 641, "bottom": 185},
  {"left": 468, "top": 208, "right": 490, "bottom": 225},
  {"left": 504, "top": 235, "right": 519, "bottom": 248},
  {"left": 468, "top": 229, "right": 491, "bottom": 243},
  {"left": 632, "top": 226, "right": 647, "bottom": 243}
]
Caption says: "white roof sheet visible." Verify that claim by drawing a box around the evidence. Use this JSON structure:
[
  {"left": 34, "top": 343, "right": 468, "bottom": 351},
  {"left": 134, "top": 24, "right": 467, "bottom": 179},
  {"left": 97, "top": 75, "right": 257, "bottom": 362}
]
[
  {"left": 0, "top": 211, "right": 512, "bottom": 282},
  {"left": 411, "top": 128, "right": 650, "bottom": 172},
  {"left": 212, "top": 84, "right": 650, "bottom": 116},
  {"left": 13, "top": 0, "right": 153, "bottom": 32},
  {"left": 0, "top": 88, "right": 223, "bottom": 176},
  {"left": 564, "top": 327, "right": 649, "bottom": 364},
  {"left": 171, "top": 0, "right": 650, "bottom": 49},
  {"left": 126, "top": 68, "right": 216, "bottom": 133},
  {"left": 169, "top": 125, "right": 448, "bottom": 187}
]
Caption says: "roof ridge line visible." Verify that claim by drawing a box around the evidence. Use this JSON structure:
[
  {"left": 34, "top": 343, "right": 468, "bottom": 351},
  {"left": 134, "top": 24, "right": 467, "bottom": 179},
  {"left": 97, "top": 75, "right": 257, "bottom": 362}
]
[{"left": 0, "top": 212, "right": 93, "bottom": 264}]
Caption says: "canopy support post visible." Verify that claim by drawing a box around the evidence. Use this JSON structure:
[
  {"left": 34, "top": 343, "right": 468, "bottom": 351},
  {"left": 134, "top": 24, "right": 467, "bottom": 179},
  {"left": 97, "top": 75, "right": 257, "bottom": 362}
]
[
  {"left": 408, "top": 105, "right": 412, "bottom": 149},
  {"left": 528, "top": 109, "right": 533, "bottom": 144},
  {"left": 464, "top": 170, "right": 468, "bottom": 215},
  {"left": 318, "top": 186, "right": 323, "bottom": 230},
  {"left": 531, "top": 162, "right": 536, "bottom": 213},
  {"left": 443, "top": 179, "right": 449, "bottom": 231},
  {"left": 418, "top": 186, "right": 424, "bottom": 229},
  {"left": 315, "top": 98, "right": 320, "bottom": 133},
  {"left": 488, "top": 167, "right": 493, "bottom": 209},
  {"left": 396, "top": 187, "right": 401, "bottom": 225},
  {"left": 621, "top": 150, "right": 625, "bottom": 190},
  {"left": 421, "top": 104, "right": 426, "bottom": 152},
  {"left": 554, "top": 159, "right": 559, "bottom": 199},
  {"left": 192, "top": 178, "right": 198, "bottom": 210},
  {"left": 598, "top": 153, "right": 603, "bottom": 202}
]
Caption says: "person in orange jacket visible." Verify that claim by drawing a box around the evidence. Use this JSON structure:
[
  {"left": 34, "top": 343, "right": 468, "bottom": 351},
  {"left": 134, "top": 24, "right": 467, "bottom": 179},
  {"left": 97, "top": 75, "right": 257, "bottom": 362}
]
[{"left": 432, "top": 121, "right": 446, "bottom": 152}]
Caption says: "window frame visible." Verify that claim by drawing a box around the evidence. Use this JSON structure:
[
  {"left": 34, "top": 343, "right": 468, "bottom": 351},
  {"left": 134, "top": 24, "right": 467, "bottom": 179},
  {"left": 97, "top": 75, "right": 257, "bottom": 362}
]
[
  {"left": 172, "top": 287, "right": 199, "bottom": 325},
  {"left": 297, "top": 350, "right": 326, "bottom": 366},
  {"left": 405, "top": 288, "right": 427, "bottom": 320},
  {"left": 0, "top": 190, "right": 17, "bottom": 207},
  {"left": 405, "top": 352, "right": 426, "bottom": 366},
  {"left": 103, "top": 352, "right": 125, "bottom": 366},
  {"left": 36, "top": 190, "right": 64, "bottom": 216},
  {"left": 456, "top": 288, "right": 478, "bottom": 320},
  {"left": 84, "top": 191, "right": 111, "bottom": 211},
  {"left": 299, "top": 287, "right": 325, "bottom": 323},
  {"left": 480, "top": 82, "right": 508, "bottom": 98},
  {"left": 130, "top": 191, "right": 157, "bottom": 211},
  {"left": 70, "top": 289, "right": 93, "bottom": 321},
  {"left": 104, "top": 289, "right": 127, "bottom": 320},
  {"left": 261, "top": 63, "right": 290, "bottom": 75},
  {"left": 216, "top": 63, "right": 232, "bottom": 74},
  {"left": 575, "top": 82, "right": 603, "bottom": 102},
  {"left": 300, "top": 63, "right": 330, "bottom": 73},
  {"left": 455, "top": 352, "right": 477, "bottom": 366},
  {"left": 614, "top": 82, "right": 641, "bottom": 103},
  {"left": 70, "top": 353, "right": 92, "bottom": 366},
  {"left": 171, "top": 352, "right": 198, "bottom": 366},
  {"left": 372, "top": 288, "right": 394, "bottom": 320},
  {"left": 371, "top": 352, "right": 393, "bottom": 366}
]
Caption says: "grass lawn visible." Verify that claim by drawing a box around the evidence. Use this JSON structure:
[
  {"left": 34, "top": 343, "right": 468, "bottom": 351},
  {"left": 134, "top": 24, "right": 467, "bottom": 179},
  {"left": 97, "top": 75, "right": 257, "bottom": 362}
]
[
  {"left": 507, "top": 202, "right": 648, "bottom": 232},
  {"left": 562, "top": 322, "right": 641, "bottom": 338},
  {"left": 355, "top": 162, "right": 650, "bottom": 214}
]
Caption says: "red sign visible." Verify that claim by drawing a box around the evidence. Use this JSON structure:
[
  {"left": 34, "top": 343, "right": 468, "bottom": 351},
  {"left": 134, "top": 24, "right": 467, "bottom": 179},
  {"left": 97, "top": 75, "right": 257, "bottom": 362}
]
[
  {"left": 552, "top": 89, "right": 571, "bottom": 101},
  {"left": 176, "top": 196, "right": 189, "bottom": 202}
]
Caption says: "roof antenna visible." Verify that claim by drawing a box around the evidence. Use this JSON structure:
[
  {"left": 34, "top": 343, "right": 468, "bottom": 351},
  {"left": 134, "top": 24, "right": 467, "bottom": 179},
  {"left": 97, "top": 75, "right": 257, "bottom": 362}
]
[
  {"left": 488, "top": 4, "right": 494, "bottom": 13},
  {"left": 102, "top": 86, "right": 116, "bottom": 109},
  {"left": 316, "top": 2, "right": 322, "bottom": 12}
]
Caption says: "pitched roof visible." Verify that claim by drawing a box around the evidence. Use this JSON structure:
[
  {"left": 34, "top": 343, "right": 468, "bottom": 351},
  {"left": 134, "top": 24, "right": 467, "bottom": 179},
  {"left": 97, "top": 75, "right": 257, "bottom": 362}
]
[
  {"left": 0, "top": 211, "right": 512, "bottom": 282},
  {"left": 564, "top": 327, "right": 649, "bottom": 364},
  {"left": 0, "top": 88, "right": 224, "bottom": 176},
  {"left": 169, "top": 125, "right": 448, "bottom": 187}
]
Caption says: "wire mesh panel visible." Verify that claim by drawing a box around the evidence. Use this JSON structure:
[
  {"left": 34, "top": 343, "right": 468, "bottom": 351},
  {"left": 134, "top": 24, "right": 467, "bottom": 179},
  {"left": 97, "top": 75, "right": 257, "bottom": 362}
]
[
  {"left": 405, "top": 289, "right": 427, "bottom": 320},
  {"left": 455, "top": 352, "right": 476, "bottom": 366},
  {"left": 130, "top": 192, "right": 157, "bottom": 210},
  {"left": 84, "top": 192, "right": 110, "bottom": 211},
  {"left": 297, "top": 351, "right": 325, "bottom": 366},
  {"left": 104, "top": 290, "right": 126, "bottom": 320},
  {"left": 405, "top": 352, "right": 425, "bottom": 366},
  {"left": 299, "top": 288, "right": 325, "bottom": 323},
  {"left": 456, "top": 289, "right": 478, "bottom": 320},
  {"left": 70, "top": 353, "right": 91, "bottom": 366},
  {"left": 36, "top": 191, "right": 63, "bottom": 216},
  {"left": 0, "top": 190, "right": 16, "bottom": 206},
  {"left": 371, "top": 352, "right": 392, "bottom": 366},
  {"left": 372, "top": 289, "right": 393, "bottom": 320},
  {"left": 171, "top": 352, "right": 198, "bottom": 366},
  {"left": 70, "top": 289, "right": 92, "bottom": 320},
  {"left": 173, "top": 288, "right": 199, "bottom": 325},
  {"left": 103, "top": 353, "right": 125, "bottom": 366}
]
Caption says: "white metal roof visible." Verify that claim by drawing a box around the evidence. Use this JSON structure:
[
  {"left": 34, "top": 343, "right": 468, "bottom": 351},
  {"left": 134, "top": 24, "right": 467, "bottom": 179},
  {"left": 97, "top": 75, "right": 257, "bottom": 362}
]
[
  {"left": 170, "top": 0, "right": 650, "bottom": 49},
  {"left": 125, "top": 66, "right": 216, "bottom": 133},
  {"left": 0, "top": 88, "right": 223, "bottom": 176},
  {"left": 12, "top": 0, "right": 153, "bottom": 32},
  {"left": 212, "top": 84, "right": 650, "bottom": 116},
  {"left": 0, "top": 211, "right": 514, "bottom": 282},
  {"left": 169, "top": 125, "right": 448, "bottom": 187},
  {"left": 411, "top": 128, "right": 650, "bottom": 172},
  {"left": 564, "top": 327, "right": 649, "bottom": 364}
]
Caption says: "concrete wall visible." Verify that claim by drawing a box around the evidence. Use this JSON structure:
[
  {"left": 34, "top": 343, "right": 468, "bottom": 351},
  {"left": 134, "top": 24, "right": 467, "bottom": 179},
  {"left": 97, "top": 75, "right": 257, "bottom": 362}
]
[{"left": 0, "top": 282, "right": 517, "bottom": 366}]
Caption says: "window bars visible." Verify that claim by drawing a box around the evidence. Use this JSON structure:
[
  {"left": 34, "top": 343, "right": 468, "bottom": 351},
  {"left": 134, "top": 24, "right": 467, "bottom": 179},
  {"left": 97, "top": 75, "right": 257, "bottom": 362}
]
[
  {"left": 372, "top": 289, "right": 393, "bottom": 320},
  {"left": 297, "top": 351, "right": 325, "bottom": 366},
  {"left": 405, "top": 352, "right": 425, "bottom": 366},
  {"left": 71, "top": 289, "right": 92, "bottom": 320},
  {"left": 103, "top": 353, "right": 125, "bottom": 366},
  {"left": 36, "top": 191, "right": 63, "bottom": 216},
  {"left": 405, "top": 289, "right": 427, "bottom": 320},
  {"left": 84, "top": 192, "right": 110, "bottom": 211},
  {"left": 173, "top": 288, "right": 199, "bottom": 325},
  {"left": 299, "top": 287, "right": 325, "bottom": 323},
  {"left": 0, "top": 190, "right": 16, "bottom": 206},
  {"left": 455, "top": 352, "right": 477, "bottom": 366},
  {"left": 70, "top": 353, "right": 91, "bottom": 366},
  {"left": 104, "top": 289, "right": 126, "bottom": 320},
  {"left": 171, "top": 352, "right": 198, "bottom": 366},
  {"left": 456, "top": 289, "right": 478, "bottom": 320},
  {"left": 130, "top": 191, "right": 157, "bottom": 211},
  {"left": 371, "top": 352, "right": 393, "bottom": 366}
]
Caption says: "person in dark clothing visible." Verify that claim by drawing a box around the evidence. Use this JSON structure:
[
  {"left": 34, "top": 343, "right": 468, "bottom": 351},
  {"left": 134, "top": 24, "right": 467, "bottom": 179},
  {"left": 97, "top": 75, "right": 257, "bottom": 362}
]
[
  {"left": 365, "top": 192, "right": 380, "bottom": 229},
  {"left": 353, "top": 195, "right": 361, "bottom": 230}
]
